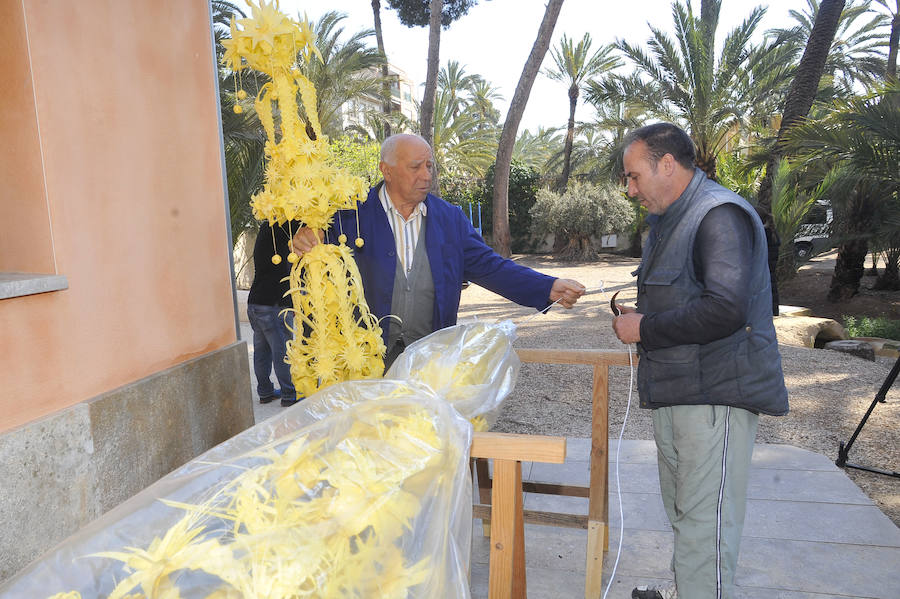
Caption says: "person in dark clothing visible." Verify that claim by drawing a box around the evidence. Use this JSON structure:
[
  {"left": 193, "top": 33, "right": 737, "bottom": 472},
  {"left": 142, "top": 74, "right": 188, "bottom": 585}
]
[
  {"left": 612, "top": 123, "right": 788, "bottom": 599},
  {"left": 247, "top": 221, "right": 300, "bottom": 407}
]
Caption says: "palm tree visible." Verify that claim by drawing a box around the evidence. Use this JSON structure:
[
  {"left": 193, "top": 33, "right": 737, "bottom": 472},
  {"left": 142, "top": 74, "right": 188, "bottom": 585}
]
[
  {"left": 782, "top": 81, "right": 900, "bottom": 299},
  {"left": 579, "top": 100, "right": 647, "bottom": 183},
  {"left": 770, "top": 0, "right": 888, "bottom": 93},
  {"left": 213, "top": 1, "right": 266, "bottom": 244},
  {"left": 467, "top": 76, "right": 504, "bottom": 126},
  {"left": 492, "top": 0, "right": 565, "bottom": 257},
  {"left": 371, "top": 0, "right": 392, "bottom": 137},
  {"left": 300, "top": 12, "right": 385, "bottom": 138},
  {"left": 756, "top": 0, "right": 846, "bottom": 311},
  {"left": 431, "top": 89, "right": 498, "bottom": 181},
  {"left": 588, "top": 0, "right": 795, "bottom": 179},
  {"left": 873, "top": 0, "right": 899, "bottom": 78},
  {"left": 438, "top": 60, "right": 476, "bottom": 117},
  {"left": 512, "top": 128, "right": 563, "bottom": 172},
  {"left": 543, "top": 33, "right": 621, "bottom": 191}
]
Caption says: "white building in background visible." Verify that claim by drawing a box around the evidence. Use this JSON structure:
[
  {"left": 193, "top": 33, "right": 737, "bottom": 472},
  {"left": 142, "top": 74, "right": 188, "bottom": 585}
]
[{"left": 340, "top": 64, "right": 418, "bottom": 135}]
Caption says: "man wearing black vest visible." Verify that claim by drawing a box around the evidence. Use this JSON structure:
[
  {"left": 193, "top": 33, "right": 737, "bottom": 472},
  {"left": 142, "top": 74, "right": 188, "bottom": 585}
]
[{"left": 612, "top": 123, "right": 789, "bottom": 599}]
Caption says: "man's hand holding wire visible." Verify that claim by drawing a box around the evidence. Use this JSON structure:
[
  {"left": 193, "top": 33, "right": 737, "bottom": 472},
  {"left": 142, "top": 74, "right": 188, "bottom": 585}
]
[
  {"left": 612, "top": 304, "right": 642, "bottom": 344},
  {"left": 549, "top": 278, "right": 586, "bottom": 309}
]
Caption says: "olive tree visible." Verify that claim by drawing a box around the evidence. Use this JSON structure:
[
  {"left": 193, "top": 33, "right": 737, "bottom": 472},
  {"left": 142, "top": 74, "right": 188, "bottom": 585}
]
[{"left": 530, "top": 181, "right": 634, "bottom": 261}]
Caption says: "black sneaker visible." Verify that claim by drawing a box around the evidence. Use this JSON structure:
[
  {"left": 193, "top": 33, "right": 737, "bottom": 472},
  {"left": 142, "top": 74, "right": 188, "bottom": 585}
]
[
  {"left": 632, "top": 583, "right": 676, "bottom": 599},
  {"left": 259, "top": 390, "right": 281, "bottom": 404},
  {"left": 280, "top": 395, "right": 303, "bottom": 407}
]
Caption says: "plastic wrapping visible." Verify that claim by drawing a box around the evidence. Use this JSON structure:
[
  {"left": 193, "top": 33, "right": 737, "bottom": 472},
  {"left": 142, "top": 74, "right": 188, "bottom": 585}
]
[
  {"left": 2, "top": 321, "right": 521, "bottom": 599},
  {"left": 2, "top": 382, "right": 471, "bottom": 599},
  {"left": 387, "top": 319, "right": 520, "bottom": 430}
]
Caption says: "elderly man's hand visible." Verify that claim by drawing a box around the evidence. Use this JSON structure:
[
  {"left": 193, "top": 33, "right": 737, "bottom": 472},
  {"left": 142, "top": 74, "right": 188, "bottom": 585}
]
[
  {"left": 291, "top": 227, "right": 325, "bottom": 256},
  {"left": 612, "top": 308, "right": 642, "bottom": 344},
  {"left": 549, "top": 278, "right": 586, "bottom": 309}
]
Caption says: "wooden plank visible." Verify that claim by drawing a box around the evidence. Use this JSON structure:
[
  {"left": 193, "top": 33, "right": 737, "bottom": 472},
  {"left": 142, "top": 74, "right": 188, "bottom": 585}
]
[
  {"left": 474, "top": 457, "right": 493, "bottom": 536},
  {"left": 475, "top": 505, "right": 588, "bottom": 529},
  {"left": 472, "top": 432, "right": 566, "bottom": 464},
  {"left": 488, "top": 459, "right": 521, "bottom": 599},
  {"left": 586, "top": 363, "right": 611, "bottom": 598},
  {"left": 588, "top": 365, "right": 610, "bottom": 549},
  {"left": 522, "top": 481, "right": 589, "bottom": 498},
  {"left": 512, "top": 461, "right": 527, "bottom": 599},
  {"left": 585, "top": 520, "right": 606, "bottom": 598},
  {"left": 516, "top": 348, "right": 634, "bottom": 367}
]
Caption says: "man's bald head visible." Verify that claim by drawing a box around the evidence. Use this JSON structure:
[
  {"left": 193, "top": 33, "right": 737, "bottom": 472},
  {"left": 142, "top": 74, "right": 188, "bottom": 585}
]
[
  {"left": 381, "top": 134, "right": 431, "bottom": 166},
  {"left": 379, "top": 134, "right": 434, "bottom": 217}
]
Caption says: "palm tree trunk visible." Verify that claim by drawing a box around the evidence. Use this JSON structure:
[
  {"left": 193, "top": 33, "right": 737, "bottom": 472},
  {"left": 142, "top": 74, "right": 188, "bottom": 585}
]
[
  {"left": 873, "top": 248, "right": 900, "bottom": 290},
  {"left": 757, "top": 0, "right": 845, "bottom": 314},
  {"left": 828, "top": 238, "right": 868, "bottom": 301},
  {"left": 491, "top": 0, "right": 565, "bottom": 258},
  {"left": 887, "top": 12, "right": 899, "bottom": 80},
  {"left": 419, "top": 0, "right": 442, "bottom": 152},
  {"left": 560, "top": 86, "right": 577, "bottom": 191},
  {"left": 371, "top": 0, "right": 392, "bottom": 138},
  {"left": 759, "top": 0, "right": 846, "bottom": 214},
  {"left": 694, "top": 145, "right": 717, "bottom": 180}
]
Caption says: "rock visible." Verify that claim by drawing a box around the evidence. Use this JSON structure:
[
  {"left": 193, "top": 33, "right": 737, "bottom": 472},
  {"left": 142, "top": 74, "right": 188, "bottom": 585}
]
[
  {"left": 773, "top": 315, "right": 847, "bottom": 348},
  {"left": 852, "top": 337, "right": 900, "bottom": 358},
  {"left": 779, "top": 305, "right": 812, "bottom": 317},
  {"left": 824, "top": 339, "right": 876, "bottom": 361}
]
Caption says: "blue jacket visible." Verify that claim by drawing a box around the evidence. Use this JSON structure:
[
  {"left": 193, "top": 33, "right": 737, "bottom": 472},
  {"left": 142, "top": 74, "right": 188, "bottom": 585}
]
[{"left": 330, "top": 183, "right": 555, "bottom": 346}]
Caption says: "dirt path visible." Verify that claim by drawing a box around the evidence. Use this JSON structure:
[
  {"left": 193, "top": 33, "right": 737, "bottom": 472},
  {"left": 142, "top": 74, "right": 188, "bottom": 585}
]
[{"left": 458, "top": 254, "right": 900, "bottom": 526}]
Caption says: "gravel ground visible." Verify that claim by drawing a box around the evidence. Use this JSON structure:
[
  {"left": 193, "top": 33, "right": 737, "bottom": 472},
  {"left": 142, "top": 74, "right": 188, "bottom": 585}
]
[{"left": 457, "top": 254, "right": 900, "bottom": 527}]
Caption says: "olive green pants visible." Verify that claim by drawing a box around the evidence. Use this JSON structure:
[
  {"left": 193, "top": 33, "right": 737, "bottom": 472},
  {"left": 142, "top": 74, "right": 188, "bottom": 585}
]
[{"left": 652, "top": 404, "right": 759, "bottom": 599}]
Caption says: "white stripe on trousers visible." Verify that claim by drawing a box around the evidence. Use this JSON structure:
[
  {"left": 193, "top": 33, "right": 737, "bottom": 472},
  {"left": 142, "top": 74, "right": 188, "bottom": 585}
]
[{"left": 715, "top": 406, "right": 731, "bottom": 599}]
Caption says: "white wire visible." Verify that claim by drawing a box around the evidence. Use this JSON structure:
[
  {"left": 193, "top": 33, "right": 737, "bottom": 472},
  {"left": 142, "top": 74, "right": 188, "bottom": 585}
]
[
  {"left": 602, "top": 342, "right": 635, "bottom": 599},
  {"left": 514, "top": 280, "right": 634, "bottom": 598},
  {"left": 518, "top": 282, "right": 607, "bottom": 324}
]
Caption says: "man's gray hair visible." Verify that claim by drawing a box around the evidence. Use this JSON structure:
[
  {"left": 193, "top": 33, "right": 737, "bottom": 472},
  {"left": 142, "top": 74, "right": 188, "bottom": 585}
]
[{"left": 381, "top": 133, "right": 431, "bottom": 165}]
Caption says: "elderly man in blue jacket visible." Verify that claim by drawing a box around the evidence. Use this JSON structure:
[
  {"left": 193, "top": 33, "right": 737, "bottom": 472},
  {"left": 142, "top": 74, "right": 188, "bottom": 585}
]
[{"left": 293, "top": 133, "right": 585, "bottom": 367}]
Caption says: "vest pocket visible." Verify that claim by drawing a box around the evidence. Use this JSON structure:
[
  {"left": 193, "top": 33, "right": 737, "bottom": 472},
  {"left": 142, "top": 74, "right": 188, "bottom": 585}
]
[
  {"left": 641, "top": 268, "right": 689, "bottom": 310},
  {"left": 639, "top": 343, "right": 702, "bottom": 403}
]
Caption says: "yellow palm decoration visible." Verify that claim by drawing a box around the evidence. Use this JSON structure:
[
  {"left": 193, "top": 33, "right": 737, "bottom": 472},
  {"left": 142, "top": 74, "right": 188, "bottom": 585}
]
[{"left": 223, "top": 0, "right": 384, "bottom": 389}]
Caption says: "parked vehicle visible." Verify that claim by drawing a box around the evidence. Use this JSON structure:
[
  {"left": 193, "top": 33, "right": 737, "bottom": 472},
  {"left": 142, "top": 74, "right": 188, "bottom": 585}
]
[{"left": 794, "top": 200, "right": 832, "bottom": 260}]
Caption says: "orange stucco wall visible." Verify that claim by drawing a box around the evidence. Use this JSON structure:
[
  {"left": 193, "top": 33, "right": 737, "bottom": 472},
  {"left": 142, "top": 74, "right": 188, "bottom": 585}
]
[
  {"left": 0, "top": 0, "right": 237, "bottom": 433},
  {"left": 0, "top": 1, "right": 53, "bottom": 274}
]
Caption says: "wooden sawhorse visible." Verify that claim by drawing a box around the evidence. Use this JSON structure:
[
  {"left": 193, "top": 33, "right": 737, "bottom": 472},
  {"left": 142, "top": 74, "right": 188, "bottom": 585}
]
[
  {"left": 471, "top": 432, "right": 567, "bottom": 599},
  {"left": 474, "top": 349, "right": 633, "bottom": 598}
]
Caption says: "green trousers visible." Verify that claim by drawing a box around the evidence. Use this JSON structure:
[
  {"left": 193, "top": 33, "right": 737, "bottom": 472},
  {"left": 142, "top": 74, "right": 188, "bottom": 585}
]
[{"left": 651, "top": 404, "right": 759, "bottom": 599}]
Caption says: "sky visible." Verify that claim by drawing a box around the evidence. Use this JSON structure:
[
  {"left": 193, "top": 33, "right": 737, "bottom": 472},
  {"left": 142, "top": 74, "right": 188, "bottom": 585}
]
[{"left": 235, "top": 0, "right": 812, "bottom": 133}]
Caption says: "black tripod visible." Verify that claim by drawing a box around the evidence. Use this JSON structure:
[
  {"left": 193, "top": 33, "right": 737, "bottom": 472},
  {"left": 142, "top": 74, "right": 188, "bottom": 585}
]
[{"left": 835, "top": 353, "right": 900, "bottom": 478}]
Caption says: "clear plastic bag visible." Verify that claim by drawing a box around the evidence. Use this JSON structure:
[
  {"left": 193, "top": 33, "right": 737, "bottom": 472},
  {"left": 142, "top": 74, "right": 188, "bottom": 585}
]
[
  {"left": 387, "top": 320, "right": 520, "bottom": 431},
  {"left": 2, "top": 321, "right": 521, "bottom": 599}
]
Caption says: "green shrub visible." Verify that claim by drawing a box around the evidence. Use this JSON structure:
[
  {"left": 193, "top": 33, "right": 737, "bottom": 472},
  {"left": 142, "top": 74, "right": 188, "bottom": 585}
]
[
  {"left": 329, "top": 136, "right": 381, "bottom": 186},
  {"left": 842, "top": 315, "right": 900, "bottom": 340},
  {"left": 530, "top": 180, "right": 633, "bottom": 261}
]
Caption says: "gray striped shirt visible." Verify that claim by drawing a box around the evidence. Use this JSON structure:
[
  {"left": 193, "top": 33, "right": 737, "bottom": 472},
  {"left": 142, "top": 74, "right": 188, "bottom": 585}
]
[{"left": 379, "top": 185, "right": 427, "bottom": 275}]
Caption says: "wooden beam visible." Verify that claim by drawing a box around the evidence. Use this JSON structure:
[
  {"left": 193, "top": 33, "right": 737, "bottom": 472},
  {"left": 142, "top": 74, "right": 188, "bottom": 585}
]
[
  {"left": 516, "top": 348, "right": 634, "bottom": 367},
  {"left": 475, "top": 504, "right": 589, "bottom": 529},
  {"left": 488, "top": 459, "right": 525, "bottom": 599},
  {"left": 472, "top": 432, "right": 566, "bottom": 464},
  {"left": 522, "top": 481, "right": 589, "bottom": 498}
]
